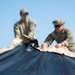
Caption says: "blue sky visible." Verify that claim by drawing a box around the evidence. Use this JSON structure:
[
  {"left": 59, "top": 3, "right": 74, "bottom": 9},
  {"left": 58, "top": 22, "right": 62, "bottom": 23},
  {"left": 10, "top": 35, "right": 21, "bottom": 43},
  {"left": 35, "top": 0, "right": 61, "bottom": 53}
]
[{"left": 0, "top": 0, "right": 75, "bottom": 48}]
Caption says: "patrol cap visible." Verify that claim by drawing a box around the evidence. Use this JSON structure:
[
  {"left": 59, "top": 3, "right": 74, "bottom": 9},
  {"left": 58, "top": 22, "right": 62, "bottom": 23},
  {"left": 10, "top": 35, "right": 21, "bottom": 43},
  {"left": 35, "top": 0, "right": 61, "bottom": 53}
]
[
  {"left": 20, "top": 8, "right": 29, "bottom": 15},
  {"left": 52, "top": 19, "right": 65, "bottom": 26}
]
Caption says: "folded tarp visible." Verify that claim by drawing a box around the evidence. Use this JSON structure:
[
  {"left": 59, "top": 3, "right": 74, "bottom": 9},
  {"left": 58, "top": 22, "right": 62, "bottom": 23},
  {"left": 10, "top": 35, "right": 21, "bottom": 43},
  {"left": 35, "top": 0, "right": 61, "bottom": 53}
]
[{"left": 0, "top": 43, "right": 75, "bottom": 75}]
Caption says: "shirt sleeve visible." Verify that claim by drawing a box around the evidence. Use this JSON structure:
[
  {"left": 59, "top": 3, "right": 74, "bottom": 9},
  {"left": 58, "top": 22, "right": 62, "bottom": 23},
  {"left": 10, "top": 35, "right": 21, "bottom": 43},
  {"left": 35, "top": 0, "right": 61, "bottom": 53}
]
[
  {"left": 28, "top": 20, "right": 36, "bottom": 39},
  {"left": 44, "top": 33, "right": 54, "bottom": 46},
  {"left": 14, "top": 24, "right": 21, "bottom": 38},
  {"left": 63, "top": 29, "right": 73, "bottom": 46}
]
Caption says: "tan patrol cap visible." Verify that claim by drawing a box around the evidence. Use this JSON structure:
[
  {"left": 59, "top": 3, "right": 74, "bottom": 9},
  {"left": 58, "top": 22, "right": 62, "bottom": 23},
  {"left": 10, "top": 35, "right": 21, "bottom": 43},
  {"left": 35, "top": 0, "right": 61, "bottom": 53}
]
[
  {"left": 52, "top": 19, "right": 65, "bottom": 26},
  {"left": 20, "top": 8, "right": 29, "bottom": 15}
]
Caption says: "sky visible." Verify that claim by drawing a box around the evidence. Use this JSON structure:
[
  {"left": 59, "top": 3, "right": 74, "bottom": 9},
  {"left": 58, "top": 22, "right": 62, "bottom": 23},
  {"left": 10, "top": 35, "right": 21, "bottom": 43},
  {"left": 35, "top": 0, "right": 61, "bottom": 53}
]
[{"left": 0, "top": 0, "right": 75, "bottom": 48}]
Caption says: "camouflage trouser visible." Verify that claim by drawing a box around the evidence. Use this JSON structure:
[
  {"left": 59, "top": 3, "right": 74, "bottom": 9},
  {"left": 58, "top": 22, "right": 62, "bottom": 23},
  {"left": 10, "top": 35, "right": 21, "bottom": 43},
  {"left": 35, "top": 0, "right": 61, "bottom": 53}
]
[{"left": 68, "top": 46, "right": 75, "bottom": 52}]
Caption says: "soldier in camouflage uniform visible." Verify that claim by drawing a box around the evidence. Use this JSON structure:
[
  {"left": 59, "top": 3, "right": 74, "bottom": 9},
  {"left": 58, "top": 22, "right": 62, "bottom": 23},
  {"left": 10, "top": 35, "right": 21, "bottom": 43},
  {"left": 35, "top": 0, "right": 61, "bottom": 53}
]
[
  {"left": 14, "top": 8, "right": 36, "bottom": 39},
  {"left": 14, "top": 8, "right": 39, "bottom": 47},
  {"left": 41, "top": 19, "right": 75, "bottom": 52}
]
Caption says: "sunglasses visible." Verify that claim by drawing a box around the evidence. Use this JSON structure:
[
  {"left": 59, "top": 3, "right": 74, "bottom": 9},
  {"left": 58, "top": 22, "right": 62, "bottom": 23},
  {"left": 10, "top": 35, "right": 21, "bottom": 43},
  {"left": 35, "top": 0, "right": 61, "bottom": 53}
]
[
  {"left": 54, "top": 25, "right": 62, "bottom": 28},
  {"left": 23, "top": 13, "right": 28, "bottom": 16}
]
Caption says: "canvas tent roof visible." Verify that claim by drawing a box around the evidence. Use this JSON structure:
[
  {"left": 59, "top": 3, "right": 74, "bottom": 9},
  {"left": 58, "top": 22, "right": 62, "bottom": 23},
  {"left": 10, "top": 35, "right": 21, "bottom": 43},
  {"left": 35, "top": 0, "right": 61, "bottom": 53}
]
[{"left": 0, "top": 43, "right": 75, "bottom": 75}]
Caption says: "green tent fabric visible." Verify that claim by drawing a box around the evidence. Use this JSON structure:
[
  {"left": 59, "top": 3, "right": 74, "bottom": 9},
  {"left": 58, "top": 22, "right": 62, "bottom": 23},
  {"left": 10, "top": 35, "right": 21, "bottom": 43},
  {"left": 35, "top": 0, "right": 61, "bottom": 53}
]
[{"left": 0, "top": 43, "right": 75, "bottom": 75}]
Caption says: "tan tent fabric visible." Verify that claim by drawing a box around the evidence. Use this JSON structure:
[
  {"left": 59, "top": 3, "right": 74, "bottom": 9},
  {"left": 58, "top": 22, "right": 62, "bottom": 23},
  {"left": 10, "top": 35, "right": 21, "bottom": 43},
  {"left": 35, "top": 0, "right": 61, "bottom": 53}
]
[
  {"left": 0, "top": 37, "right": 75, "bottom": 57},
  {"left": 37, "top": 46, "right": 75, "bottom": 57},
  {"left": 0, "top": 37, "right": 22, "bottom": 54}
]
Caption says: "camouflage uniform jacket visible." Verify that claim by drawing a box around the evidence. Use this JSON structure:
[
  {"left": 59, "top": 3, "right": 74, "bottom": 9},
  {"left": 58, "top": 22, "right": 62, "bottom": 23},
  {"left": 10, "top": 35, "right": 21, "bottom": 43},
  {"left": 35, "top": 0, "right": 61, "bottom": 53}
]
[
  {"left": 14, "top": 19, "right": 36, "bottom": 39},
  {"left": 44, "top": 28, "right": 75, "bottom": 48}
]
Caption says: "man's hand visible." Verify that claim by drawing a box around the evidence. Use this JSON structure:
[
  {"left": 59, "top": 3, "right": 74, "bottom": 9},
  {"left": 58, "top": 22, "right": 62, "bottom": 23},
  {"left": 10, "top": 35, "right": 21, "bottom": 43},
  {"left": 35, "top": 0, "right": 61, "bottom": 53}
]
[
  {"left": 61, "top": 42, "right": 66, "bottom": 46},
  {"left": 55, "top": 42, "right": 66, "bottom": 48},
  {"left": 55, "top": 43, "right": 61, "bottom": 48},
  {"left": 41, "top": 43, "right": 48, "bottom": 50}
]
